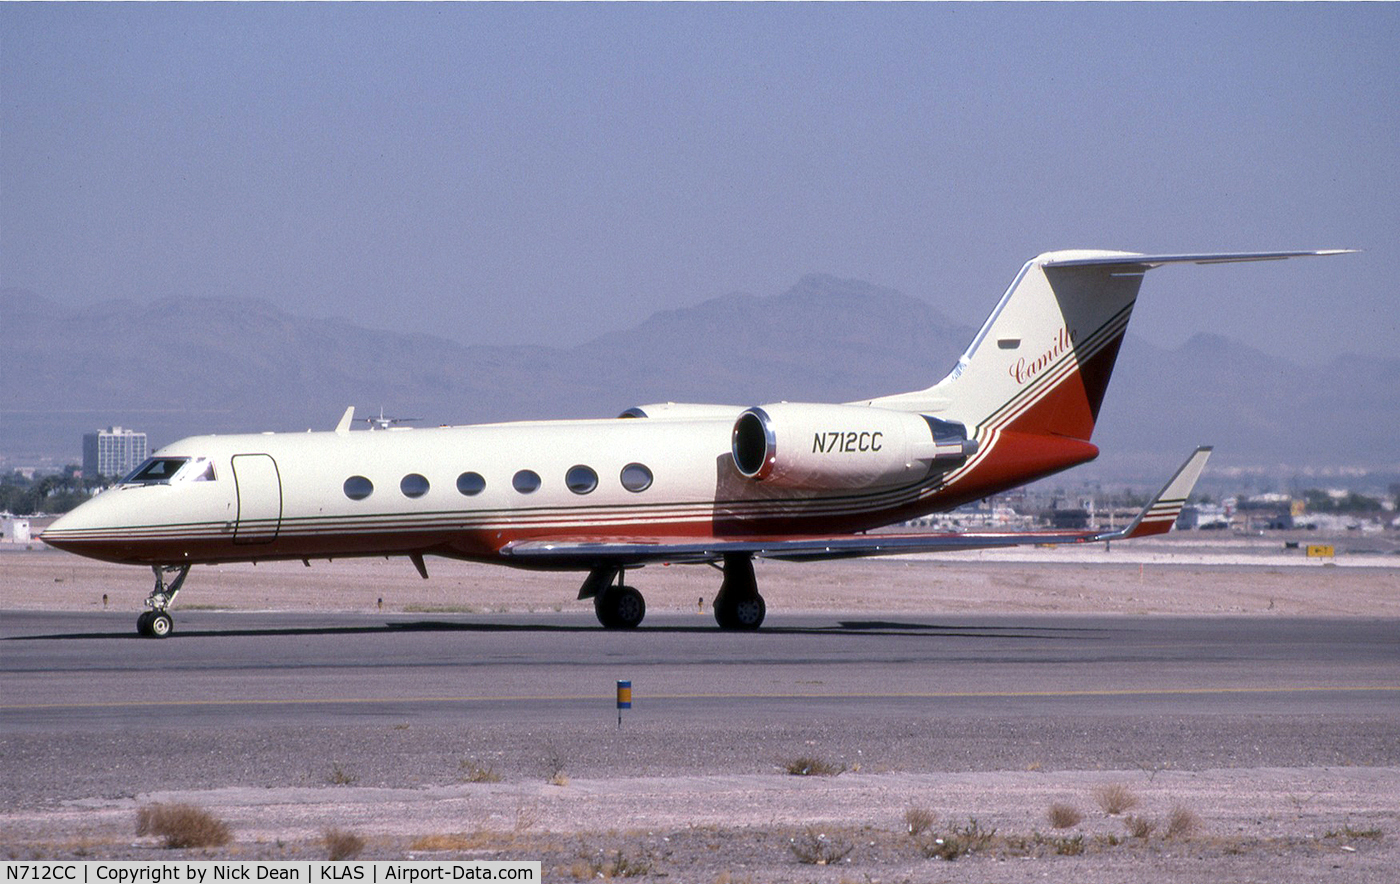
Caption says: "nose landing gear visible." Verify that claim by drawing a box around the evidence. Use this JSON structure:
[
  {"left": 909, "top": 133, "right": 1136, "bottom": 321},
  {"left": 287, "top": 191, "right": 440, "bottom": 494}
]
[{"left": 137, "top": 564, "right": 189, "bottom": 638}]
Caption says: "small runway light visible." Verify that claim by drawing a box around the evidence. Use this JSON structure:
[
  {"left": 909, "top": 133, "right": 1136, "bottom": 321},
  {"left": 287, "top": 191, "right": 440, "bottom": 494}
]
[{"left": 616, "top": 679, "right": 632, "bottom": 729}]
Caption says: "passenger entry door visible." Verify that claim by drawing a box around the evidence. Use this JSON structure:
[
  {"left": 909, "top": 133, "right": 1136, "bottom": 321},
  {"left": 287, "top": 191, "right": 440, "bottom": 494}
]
[{"left": 232, "top": 454, "right": 282, "bottom": 544}]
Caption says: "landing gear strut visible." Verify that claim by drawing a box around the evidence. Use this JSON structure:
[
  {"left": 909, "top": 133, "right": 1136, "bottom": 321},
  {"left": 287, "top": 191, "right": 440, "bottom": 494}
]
[
  {"left": 713, "top": 554, "right": 766, "bottom": 631},
  {"left": 577, "top": 556, "right": 767, "bottom": 631},
  {"left": 582, "top": 566, "right": 647, "bottom": 629},
  {"left": 137, "top": 564, "right": 189, "bottom": 638}
]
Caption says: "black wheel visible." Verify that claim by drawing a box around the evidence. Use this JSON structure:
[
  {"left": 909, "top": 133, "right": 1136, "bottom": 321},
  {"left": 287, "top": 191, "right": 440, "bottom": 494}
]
[
  {"left": 715, "top": 593, "right": 765, "bottom": 631},
  {"left": 136, "top": 611, "right": 153, "bottom": 637},
  {"left": 148, "top": 611, "right": 173, "bottom": 638},
  {"left": 595, "top": 585, "right": 646, "bottom": 629}
]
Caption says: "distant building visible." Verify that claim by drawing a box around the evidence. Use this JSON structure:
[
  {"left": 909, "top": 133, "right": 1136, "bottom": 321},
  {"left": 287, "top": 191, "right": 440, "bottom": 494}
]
[
  {"left": 82, "top": 426, "right": 148, "bottom": 479},
  {"left": 2, "top": 515, "right": 31, "bottom": 543}
]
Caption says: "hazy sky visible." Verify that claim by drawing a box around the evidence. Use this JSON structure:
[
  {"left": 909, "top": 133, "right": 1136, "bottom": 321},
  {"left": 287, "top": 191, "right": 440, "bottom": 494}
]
[{"left": 3, "top": 4, "right": 1396, "bottom": 365}]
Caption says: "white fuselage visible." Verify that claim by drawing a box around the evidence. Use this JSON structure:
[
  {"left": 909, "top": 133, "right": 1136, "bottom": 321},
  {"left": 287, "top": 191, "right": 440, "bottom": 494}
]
[{"left": 42, "top": 411, "right": 971, "bottom": 567}]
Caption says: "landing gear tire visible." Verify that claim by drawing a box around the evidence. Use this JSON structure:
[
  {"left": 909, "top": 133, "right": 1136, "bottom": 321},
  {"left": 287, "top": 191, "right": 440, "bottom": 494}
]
[
  {"left": 148, "top": 611, "right": 173, "bottom": 638},
  {"left": 137, "top": 610, "right": 172, "bottom": 638},
  {"left": 714, "top": 593, "right": 765, "bottom": 631},
  {"left": 595, "top": 585, "right": 646, "bottom": 629},
  {"left": 714, "top": 553, "right": 765, "bottom": 631}
]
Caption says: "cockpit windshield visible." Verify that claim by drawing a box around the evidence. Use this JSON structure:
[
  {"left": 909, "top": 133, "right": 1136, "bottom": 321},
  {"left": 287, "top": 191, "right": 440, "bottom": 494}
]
[{"left": 120, "top": 457, "right": 217, "bottom": 486}]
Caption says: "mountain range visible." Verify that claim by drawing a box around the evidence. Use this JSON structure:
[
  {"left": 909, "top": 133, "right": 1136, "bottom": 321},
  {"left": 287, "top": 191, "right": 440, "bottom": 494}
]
[{"left": 3, "top": 277, "right": 1395, "bottom": 483}]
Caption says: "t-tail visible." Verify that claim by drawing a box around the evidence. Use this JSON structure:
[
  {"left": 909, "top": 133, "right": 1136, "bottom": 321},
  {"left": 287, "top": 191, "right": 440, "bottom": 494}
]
[{"left": 867, "top": 249, "right": 1354, "bottom": 490}]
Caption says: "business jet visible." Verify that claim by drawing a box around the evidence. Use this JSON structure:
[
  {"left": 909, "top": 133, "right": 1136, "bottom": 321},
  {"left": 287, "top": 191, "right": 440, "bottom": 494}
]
[{"left": 41, "top": 249, "right": 1351, "bottom": 637}]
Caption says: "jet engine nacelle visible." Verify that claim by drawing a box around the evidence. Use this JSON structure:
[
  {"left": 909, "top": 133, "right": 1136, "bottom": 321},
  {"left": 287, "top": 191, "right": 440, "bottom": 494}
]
[{"left": 731, "top": 403, "right": 976, "bottom": 489}]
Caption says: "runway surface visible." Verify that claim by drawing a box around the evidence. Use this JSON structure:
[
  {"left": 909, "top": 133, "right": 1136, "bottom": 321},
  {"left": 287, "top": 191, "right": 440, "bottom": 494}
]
[
  {"left": 6, "top": 609, "right": 1399, "bottom": 715},
  {"left": 3, "top": 610, "right": 1397, "bottom": 803}
]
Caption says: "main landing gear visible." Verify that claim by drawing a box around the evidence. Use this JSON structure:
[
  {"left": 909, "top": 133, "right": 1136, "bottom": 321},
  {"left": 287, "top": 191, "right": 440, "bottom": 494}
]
[
  {"left": 579, "top": 554, "right": 767, "bottom": 631},
  {"left": 712, "top": 554, "right": 766, "bottom": 631},
  {"left": 581, "top": 566, "right": 647, "bottom": 629},
  {"left": 137, "top": 564, "right": 189, "bottom": 638}
]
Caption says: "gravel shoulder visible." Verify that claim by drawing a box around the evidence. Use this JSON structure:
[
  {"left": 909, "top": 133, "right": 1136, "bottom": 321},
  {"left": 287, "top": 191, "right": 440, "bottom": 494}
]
[{"left": 3, "top": 766, "right": 1396, "bottom": 882}]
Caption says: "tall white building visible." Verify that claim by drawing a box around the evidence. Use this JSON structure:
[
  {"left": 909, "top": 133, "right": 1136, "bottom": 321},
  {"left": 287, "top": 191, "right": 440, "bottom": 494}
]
[{"left": 83, "top": 426, "right": 148, "bottom": 479}]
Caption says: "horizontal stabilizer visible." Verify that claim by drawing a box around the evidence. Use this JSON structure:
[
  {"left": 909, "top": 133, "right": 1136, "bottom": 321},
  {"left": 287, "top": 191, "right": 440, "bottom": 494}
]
[{"left": 1039, "top": 249, "right": 1356, "bottom": 269}]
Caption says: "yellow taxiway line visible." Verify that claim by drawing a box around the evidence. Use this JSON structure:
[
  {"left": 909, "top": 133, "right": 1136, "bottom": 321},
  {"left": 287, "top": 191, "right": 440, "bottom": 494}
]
[{"left": 4, "top": 684, "right": 1398, "bottom": 711}]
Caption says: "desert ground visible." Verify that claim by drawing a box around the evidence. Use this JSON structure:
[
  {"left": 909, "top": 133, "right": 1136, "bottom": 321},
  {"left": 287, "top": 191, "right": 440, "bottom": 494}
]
[{"left": 5, "top": 530, "right": 1398, "bottom": 618}]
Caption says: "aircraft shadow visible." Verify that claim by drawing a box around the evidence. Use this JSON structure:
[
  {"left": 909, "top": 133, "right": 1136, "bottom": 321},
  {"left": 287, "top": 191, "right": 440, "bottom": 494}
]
[{"left": 6, "top": 617, "right": 1104, "bottom": 642}]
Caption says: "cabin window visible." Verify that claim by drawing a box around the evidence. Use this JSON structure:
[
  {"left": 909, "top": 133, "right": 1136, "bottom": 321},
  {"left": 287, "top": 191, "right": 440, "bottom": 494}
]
[
  {"left": 343, "top": 476, "right": 374, "bottom": 500},
  {"left": 620, "top": 462, "right": 653, "bottom": 493},
  {"left": 566, "top": 465, "right": 598, "bottom": 495},
  {"left": 400, "top": 473, "right": 430, "bottom": 498},
  {"left": 512, "top": 469, "right": 541, "bottom": 494},
  {"left": 456, "top": 472, "right": 486, "bottom": 496}
]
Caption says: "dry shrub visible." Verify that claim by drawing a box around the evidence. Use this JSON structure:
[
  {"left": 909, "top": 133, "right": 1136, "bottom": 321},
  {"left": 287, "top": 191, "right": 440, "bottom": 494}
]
[
  {"left": 411, "top": 832, "right": 492, "bottom": 851},
  {"left": 571, "top": 849, "right": 653, "bottom": 878},
  {"left": 783, "top": 756, "right": 845, "bottom": 777},
  {"left": 904, "top": 806, "right": 936, "bottom": 837},
  {"left": 513, "top": 801, "right": 540, "bottom": 833},
  {"left": 921, "top": 818, "right": 997, "bottom": 861},
  {"left": 323, "top": 828, "right": 365, "bottom": 860},
  {"left": 1165, "top": 805, "right": 1202, "bottom": 839},
  {"left": 1047, "top": 802, "right": 1083, "bottom": 829},
  {"left": 459, "top": 759, "right": 503, "bottom": 783},
  {"left": 1326, "top": 825, "right": 1384, "bottom": 841},
  {"left": 1123, "top": 815, "right": 1154, "bottom": 839},
  {"left": 135, "top": 803, "right": 232, "bottom": 849},
  {"left": 1094, "top": 782, "right": 1139, "bottom": 815},
  {"left": 1043, "top": 833, "right": 1085, "bottom": 855},
  {"left": 544, "top": 750, "right": 569, "bottom": 786},
  {"left": 789, "top": 829, "right": 854, "bottom": 865},
  {"left": 328, "top": 763, "right": 357, "bottom": 786}
]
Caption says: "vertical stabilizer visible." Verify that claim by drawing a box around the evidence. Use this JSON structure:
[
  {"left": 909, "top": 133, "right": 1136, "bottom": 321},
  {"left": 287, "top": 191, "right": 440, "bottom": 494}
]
[
  {"left": 868, "top": 249, "right": 1146, "bottom": 442},
  {"left": 869, "top": 249, "right": 1354, "bottom": 448}
]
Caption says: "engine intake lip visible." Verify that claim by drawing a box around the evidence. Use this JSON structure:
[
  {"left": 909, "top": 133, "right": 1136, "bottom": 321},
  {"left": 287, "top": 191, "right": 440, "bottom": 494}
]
[{"left": 732, "top": 408, "right": 776, "bottom": 479}]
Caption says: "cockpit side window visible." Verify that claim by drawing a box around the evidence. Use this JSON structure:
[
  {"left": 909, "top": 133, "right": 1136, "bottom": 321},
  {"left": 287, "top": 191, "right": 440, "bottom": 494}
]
[
  {"left": 122, "top": 458, "right": 190, "bottom": 485},
  {"left": 188, "top": 459, "right": 217, "bottom": 482}
]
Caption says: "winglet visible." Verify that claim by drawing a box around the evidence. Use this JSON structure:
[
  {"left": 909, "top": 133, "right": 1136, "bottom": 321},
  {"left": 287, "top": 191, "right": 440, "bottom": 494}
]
[
  {"left": 335, "top": 406, "right": 355, "bottom": 435},
  {"left": 1098, "top": 446, "right": 1213, "bottom": 541}
]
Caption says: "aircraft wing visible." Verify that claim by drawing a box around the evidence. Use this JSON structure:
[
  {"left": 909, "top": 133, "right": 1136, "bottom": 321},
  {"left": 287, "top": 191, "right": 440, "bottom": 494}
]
[{"left": 500, "top": 447, "right": 1212, "bottom": 567}]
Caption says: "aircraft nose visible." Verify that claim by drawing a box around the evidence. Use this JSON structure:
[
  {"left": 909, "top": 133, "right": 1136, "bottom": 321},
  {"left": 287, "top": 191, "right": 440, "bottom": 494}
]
[
  {"left": 39, "top": 492, "right": 140, "bottom": 563},
  {"left": 39, "top": 499, "right": 101, "bottom": 551}
]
